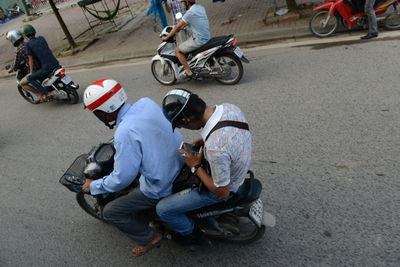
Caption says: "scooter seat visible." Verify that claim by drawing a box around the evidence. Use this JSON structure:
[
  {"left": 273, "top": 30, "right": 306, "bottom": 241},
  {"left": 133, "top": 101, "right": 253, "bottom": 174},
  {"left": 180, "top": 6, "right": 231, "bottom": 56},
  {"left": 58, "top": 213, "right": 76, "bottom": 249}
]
[
  {"left": 187, "top": 177, "right": 262, "bottom": 216},
  {"left": 189, "top": 35, "right": 233, "bottom": 56}
]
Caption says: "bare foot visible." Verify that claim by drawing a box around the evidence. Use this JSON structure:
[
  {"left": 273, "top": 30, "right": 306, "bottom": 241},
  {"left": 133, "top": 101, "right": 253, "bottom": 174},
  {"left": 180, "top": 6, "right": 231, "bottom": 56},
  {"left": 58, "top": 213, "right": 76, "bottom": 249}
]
[{"left": 131, "top": 232, "right": 162, "bottom": 257}]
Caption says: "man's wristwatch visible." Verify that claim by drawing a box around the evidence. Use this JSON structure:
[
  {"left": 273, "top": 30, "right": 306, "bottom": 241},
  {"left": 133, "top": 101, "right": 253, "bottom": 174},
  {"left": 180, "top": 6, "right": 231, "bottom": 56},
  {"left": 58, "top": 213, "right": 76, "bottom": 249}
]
[{"left": 191, "top": 164, "right": 202, "bottom": 174}]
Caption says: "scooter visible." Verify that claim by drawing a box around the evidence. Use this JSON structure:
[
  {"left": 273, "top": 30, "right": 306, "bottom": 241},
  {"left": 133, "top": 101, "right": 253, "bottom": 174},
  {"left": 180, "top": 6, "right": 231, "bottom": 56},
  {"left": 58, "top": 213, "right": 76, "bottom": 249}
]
[
  {"left": 151, "top": 13, "right": 249, "bottom": 86},
  {"left": 9, "top": 66, "right": 80, "bottom": 104},
  {"left": 310, "top": 0, "right": 400, "bottom": 37},
  {"left": 7, "top": 4, "right": 24, "bottom": 18},
  {"left": 60, "top": 140, "right": 276, "bottom": 244}
]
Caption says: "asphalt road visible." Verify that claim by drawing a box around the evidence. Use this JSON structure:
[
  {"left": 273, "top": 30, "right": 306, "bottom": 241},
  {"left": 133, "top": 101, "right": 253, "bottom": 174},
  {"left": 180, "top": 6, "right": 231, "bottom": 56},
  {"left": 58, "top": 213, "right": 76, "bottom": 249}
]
[{"left": 0, "top": 39, "right": 399, "bottom": 267}]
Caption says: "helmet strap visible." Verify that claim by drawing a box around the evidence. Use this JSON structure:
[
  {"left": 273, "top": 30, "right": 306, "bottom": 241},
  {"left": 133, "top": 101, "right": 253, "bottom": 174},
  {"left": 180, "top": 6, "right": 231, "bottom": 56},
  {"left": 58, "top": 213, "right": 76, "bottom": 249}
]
[{"left": 105, "top": 120, "right": 117, "bottom": 129}]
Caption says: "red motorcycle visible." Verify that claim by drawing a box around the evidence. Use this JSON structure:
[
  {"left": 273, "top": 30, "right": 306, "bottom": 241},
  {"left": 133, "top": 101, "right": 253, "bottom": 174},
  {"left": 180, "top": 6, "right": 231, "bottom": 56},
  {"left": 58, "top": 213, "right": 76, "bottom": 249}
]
[{"left": 310, "top": 0, "right": 400, "bottom": 37}]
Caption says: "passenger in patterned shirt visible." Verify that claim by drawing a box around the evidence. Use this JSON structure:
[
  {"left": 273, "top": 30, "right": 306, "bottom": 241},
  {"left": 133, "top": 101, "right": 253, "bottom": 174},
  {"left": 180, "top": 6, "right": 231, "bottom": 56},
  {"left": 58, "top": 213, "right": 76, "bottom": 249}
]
[
  {"left": 6, "top": 30, "right": 45, "bottom": 102},
  {"left": 157, "top": 88, "right": 252, "bottom": 245}
]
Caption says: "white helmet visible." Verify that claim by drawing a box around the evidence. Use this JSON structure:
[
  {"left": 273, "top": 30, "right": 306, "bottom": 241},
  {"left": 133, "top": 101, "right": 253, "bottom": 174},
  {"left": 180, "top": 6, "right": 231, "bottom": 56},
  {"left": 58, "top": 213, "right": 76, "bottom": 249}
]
[
  {"left": 84, "top": 79, "right": 127, "bottom": 128},
  {"left": 84, "top": 79, "right": 127, "bottom": 113},
  {"left": 6, "top": 30, "right": 23, "bottom": 46}
]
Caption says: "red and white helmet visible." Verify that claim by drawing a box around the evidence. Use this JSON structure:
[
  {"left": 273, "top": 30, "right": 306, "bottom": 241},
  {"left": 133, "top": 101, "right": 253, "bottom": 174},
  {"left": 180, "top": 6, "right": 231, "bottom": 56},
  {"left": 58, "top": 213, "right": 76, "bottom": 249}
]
[{"left": 83, "top": 79, "right": 127, "bottom": 113}]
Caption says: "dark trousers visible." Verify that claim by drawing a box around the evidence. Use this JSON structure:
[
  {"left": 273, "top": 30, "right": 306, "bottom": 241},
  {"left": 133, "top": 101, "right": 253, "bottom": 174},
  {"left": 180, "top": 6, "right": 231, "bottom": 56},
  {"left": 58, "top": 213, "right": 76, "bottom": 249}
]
[
  {"left": 102, "top": 187, "right": 159, "bottom": 245},
  {"left": 28, "top": 67, "right": 52, "bottom": 94},
  {"left": 365, "top": 0, "right": 378, "bottom": 33}
]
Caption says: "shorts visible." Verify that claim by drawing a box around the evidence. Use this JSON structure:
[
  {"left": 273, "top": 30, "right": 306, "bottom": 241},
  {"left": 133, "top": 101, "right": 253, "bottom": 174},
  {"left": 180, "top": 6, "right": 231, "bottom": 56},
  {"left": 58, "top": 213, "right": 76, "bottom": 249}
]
[{"left": 179, "top": 37, "right": 203, "bottom": 53}]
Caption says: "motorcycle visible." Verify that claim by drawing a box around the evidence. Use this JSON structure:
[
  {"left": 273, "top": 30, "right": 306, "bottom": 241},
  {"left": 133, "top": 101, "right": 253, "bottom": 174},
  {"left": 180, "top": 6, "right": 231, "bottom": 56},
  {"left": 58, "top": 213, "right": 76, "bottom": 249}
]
[
  {"left": 12, "top": 67, "right": 80, "bottom": 104},
  {"left": 151, "top": 14, "right": 249, "bottom": 86},
  {"left": 7, "top": 4, "right": 24, "bottom": 17},
  {"left": 59, "top": 141, "right": 276, "bottom": 244},
  {"left": 310, "top": 0, "right": 400, "bottom": 37}
]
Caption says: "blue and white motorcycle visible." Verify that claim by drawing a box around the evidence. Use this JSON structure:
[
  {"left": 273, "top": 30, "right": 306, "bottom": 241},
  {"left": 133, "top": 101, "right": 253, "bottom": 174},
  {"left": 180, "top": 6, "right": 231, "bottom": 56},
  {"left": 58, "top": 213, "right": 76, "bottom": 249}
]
[{"left": 151, "top": 14, "right": 249, "bottom": 86}]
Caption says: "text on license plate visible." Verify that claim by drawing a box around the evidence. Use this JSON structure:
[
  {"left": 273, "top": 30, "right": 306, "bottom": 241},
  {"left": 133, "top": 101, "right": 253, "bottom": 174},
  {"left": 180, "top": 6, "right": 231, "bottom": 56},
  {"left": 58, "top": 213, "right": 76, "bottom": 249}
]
[
  {"left": 61, "top": 75, "right": 72, "bottom": 84},
  {"left": 249, "top": 198, "right": 264, "bottom": 227},
  {"left": 234, "top": 46, "right": 244, "bottom": 58}
]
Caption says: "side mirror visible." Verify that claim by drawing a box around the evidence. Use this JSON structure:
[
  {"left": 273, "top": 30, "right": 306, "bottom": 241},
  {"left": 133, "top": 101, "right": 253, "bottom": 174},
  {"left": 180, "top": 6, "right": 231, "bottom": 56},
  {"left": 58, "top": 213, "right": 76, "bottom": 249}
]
[{"left": 175, "top": 12, "right": 183, "bottom": 21}]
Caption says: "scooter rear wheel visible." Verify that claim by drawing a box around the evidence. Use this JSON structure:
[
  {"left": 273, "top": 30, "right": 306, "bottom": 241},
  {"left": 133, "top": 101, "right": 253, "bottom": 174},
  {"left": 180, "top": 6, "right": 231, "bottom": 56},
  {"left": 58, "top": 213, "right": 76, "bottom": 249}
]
[
  {"left": 214, "top": 53, "right": 244, "bottom": 85},
  {"left": 309, "top": 10, "right": 339, "bottom": 38},
  {"left": 17, "top": 85, "right": 39, "bottom": 104},
  {"left": 204, "top": 215, "right": 265, "bottom": 244},
  {"left": 66, "top": 87, "right": 79, "bottom": 104}
]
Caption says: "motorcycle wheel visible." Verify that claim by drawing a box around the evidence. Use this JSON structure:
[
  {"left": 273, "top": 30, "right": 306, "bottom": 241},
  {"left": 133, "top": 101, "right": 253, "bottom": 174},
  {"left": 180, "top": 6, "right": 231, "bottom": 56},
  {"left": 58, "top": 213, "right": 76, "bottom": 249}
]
[
  {"left": 205, "top": 215, "right": 265, "bottom": 244},
  {"left": 214, "top": 53, "right": 243, "bottom": 85},
  {"left": 17, "top": 85, "right": 39, "bottom": 104},
  {"left": 151, "top": 60, "right": 177, "bottom": 85},
  {"left": 65, "top": 87, "right": 79, "bottom": 104},
  {"left": 76, "top": 193, "right": 107, "bottom": 222},
  {"left": 385, "top": 11, "right": 400, "bottom": 30},
  {"left": 309, "top": 10, "right": 338, "bottom": 38}
]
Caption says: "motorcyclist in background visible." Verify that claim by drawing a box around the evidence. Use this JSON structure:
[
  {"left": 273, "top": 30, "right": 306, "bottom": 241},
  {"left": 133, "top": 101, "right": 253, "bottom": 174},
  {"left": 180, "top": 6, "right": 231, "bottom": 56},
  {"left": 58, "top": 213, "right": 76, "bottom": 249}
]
[
  {"left": 22, "top": 24, "right": 60, "bottom": 100},
  {"left": 6, "top": 30, "right": 45, "bottom": 102}
]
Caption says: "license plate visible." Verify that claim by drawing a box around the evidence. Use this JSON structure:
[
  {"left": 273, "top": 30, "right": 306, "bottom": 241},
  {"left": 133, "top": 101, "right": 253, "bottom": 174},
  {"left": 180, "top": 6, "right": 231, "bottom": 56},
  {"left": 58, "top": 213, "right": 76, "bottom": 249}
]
[
  {"left": 249, "top": 198, "right": 264, "bottom": 227},
  {"left": 234, "top": 46, "right": 244, "bottom": 58},
  {"left": 61, "top": 75, "right": 72, "bottom": 84}
]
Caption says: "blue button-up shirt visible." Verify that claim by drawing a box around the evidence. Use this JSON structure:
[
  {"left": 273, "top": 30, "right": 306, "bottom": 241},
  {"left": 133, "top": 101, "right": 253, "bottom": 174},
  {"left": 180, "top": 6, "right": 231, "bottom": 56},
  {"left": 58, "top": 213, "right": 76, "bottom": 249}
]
[{"left": 90, "top": 98, "right": 184, "bottom": 199}]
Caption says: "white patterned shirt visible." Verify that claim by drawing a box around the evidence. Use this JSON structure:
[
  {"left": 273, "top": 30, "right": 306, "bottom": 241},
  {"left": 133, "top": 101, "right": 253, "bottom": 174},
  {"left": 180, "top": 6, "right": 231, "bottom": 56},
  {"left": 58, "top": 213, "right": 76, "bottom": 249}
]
[{"left": 201, "top": 104, "right": 252, "bottom": 192}]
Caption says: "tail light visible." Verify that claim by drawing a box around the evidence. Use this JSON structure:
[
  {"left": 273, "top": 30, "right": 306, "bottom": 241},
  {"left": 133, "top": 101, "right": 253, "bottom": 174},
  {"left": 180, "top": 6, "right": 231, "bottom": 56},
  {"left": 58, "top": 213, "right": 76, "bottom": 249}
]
[
  {"left": 59, "top": 69, "right": 66, "bottom": 76},
  {"left": 231, "top": 38, "right": 237, "bottom": 47}
]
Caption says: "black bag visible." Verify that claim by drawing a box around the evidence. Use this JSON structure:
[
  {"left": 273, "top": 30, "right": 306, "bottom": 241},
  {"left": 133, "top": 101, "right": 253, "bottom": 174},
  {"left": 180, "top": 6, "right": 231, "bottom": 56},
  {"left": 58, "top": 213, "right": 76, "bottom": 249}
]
[
  {"left": 172, "top": 164, "right": 204, "bottom": 193},
  {"left": 172, "top": 120, "right": 250, "bottom": 193}
]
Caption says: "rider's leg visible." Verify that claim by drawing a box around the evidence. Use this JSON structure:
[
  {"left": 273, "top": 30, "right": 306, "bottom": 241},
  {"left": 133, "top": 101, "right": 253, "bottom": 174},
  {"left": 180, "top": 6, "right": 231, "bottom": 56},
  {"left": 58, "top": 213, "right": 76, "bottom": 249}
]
[
  {"left": 177, "top": 37, "right": 203, "bottom": 76},
  {"left": 176, "top": 46, "right": 193, "bottom": 76},
  {"left": 28, "top": 68, "right": 50, "bottom": 96},
  {"left": 156, "top": 189, "right": 224, "bottom": 236},
  {"left": 365, "top": 0, "right": 378, "bottom": 34},
  {"left": 102, "top": 187, "right": 160, "bottom": 246}
]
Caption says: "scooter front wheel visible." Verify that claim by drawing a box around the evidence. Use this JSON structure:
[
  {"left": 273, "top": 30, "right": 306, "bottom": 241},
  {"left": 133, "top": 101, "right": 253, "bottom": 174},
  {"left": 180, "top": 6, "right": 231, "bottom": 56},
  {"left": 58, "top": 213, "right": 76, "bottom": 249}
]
[
  {"left": 151, "top": 60, "right": 177, "bottom": 86},
  {"left": 76, "top": 193, "right": 107, "bottom": 222},
  {"left": 309, "top": 10, "right": 339, "bottom": 38}
]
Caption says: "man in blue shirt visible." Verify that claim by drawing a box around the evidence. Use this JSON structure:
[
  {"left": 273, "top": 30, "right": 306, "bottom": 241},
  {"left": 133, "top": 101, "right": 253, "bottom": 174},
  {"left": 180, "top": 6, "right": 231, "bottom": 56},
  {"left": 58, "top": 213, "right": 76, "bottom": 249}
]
[
  {"left": 22, "top": 24, "right": 60, "bottom": 100},
  {"left": 162, "top": 0, "right": 210, "bottom": 78},
  {"left": 82, "top": 79, "right": 183, "bottom": 256}
]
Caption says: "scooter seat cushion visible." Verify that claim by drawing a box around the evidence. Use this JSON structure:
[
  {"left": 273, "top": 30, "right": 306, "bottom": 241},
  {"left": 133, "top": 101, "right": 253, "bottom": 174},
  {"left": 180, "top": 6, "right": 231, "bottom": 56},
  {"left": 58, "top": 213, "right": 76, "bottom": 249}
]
[{"left": 189, "top": 35, "right": 233, "bottom": 56}]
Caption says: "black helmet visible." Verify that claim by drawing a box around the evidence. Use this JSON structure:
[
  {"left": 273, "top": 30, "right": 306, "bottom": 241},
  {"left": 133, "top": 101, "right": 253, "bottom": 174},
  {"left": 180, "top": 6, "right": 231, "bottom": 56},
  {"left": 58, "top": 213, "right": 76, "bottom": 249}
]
[{"left": 162, "top": 88, "right": 205, "bottom": 129}]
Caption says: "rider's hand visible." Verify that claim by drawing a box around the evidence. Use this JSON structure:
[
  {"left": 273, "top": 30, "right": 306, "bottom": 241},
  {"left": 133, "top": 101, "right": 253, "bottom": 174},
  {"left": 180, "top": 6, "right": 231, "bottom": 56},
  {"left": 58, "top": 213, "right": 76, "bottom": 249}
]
[
  {"left": 180, "top": 144, "right": 203, "bottom": 168},
  {"left": 162, "top": 35, "right": 169, "bottom": 41},
  {"left": 82, "top": 179, "right": 93, "bottom": 193}
]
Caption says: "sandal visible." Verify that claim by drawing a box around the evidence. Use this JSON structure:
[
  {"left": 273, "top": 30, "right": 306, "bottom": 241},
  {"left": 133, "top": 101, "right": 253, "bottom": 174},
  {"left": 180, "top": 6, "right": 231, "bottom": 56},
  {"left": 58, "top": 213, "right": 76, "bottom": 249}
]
[
  {"left": 131, "top": 232, "right": 162, "bottom": 257},
  {"left": 180, "top": 71, "right": 194, "bottom": 80}
]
